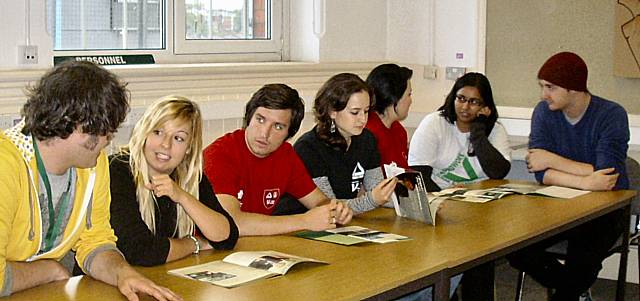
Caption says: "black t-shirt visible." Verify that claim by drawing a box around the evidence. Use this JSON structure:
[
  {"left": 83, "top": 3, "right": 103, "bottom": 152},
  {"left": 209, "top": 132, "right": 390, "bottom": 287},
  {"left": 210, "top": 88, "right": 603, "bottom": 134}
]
[
  {"left": 294, "top": 128, "right": 381, "bottom": 199},
  {"left": 109, "top": 154, "right": 238, "bottom": 266}
]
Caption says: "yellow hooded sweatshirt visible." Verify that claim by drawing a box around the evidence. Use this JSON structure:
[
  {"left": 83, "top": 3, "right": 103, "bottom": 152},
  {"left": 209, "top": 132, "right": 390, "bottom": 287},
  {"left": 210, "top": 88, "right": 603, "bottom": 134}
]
[{"left": 0, "top": 120, "right": 118, "bottom": 296}]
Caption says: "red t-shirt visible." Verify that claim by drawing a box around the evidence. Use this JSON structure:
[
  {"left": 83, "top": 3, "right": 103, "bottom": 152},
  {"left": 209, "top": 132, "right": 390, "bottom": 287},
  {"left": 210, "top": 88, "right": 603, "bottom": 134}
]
[
  {"left": 203, "top": 129, "right": 316, "bottom": 215},
  {"left": 365, "top": 112, "right": 409, "bottom": 168}
]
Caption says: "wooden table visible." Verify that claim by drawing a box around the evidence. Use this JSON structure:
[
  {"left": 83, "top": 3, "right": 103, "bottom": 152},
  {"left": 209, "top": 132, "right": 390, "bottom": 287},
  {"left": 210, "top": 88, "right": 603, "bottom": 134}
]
[
  {"left": 6, "top": 210, "right": 450, "bottom": 301},
  {"left": 5, "top": 180, "right": 636, "bottom": 301},
  {"left": 437, "top": 180, "right": 635, "bottom": 273}
]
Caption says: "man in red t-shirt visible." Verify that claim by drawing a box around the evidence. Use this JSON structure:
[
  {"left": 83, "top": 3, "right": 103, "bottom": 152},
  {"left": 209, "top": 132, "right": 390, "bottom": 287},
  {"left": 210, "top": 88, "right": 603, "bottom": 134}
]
[{"left": 204, "top": 84, "right": 353, "bottom": 236}]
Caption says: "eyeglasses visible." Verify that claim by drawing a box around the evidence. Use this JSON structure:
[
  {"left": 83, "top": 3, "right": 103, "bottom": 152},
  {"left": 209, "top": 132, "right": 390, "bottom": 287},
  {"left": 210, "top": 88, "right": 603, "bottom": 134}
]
[{"left": 455, "top": 94, "right": 484, "bottom": 107}]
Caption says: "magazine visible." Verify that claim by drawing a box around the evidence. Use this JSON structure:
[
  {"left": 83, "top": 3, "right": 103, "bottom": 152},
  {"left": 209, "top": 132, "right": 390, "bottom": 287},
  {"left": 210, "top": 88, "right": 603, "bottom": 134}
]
[
  {"left": 495, "top": 183, "right": 590, "bottom": 199},
  {"left": 168, "top": 251, "right": 327, "bottom": 288},
  {"left": 433, "top": 187, "right": 513, "bottom": 203},
  {"left": 433, "top": 183, "right": 590, "bottom": 203},
  {"left": 296, "top": 226, "right": 410, "bottom": 245},
  {"left": 383, "top": 163, "right": 444, "bottom": 225}
]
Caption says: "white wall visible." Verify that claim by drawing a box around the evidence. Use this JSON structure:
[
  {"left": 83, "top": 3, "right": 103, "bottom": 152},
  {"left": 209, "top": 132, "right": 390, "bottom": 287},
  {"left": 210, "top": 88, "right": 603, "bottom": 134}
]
[
  {"left": 386, "top": 0, "right": 434, "bottom": 65},
  {"left": 293, "top": 0, "right": 482, "bottom": 113},
  {"left": 290, "top": 0, "right": 388, "bottom": 63},
  {"left": 0, "top": 0, "right": 485, "bottom": 140},
  {"left": 385, "top": 0, "right": 481, "bottom": 113},
  {"left": 318, "top": 0, "right": 387, "bottom": 62},
  {"left": 289, "top": 0, "right": 319, "bottom": 62},
  {"left": 0, "top": 0, "right": 488, "bottom": 119},
  {"left": 434, "top": 0, "right": 479, "bottom": 68},
  {"left": 0, "top": 1, "right": 482, "bottom": 99},
  {"left": 0, "top": 0, "right": 53, "bottom": 69}
]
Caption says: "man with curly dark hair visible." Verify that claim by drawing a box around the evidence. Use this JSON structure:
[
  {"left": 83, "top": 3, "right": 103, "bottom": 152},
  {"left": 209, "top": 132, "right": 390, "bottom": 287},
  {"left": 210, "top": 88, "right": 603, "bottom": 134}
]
[{"left": 0, "top": 61, "right": 180, "bottom": 301}]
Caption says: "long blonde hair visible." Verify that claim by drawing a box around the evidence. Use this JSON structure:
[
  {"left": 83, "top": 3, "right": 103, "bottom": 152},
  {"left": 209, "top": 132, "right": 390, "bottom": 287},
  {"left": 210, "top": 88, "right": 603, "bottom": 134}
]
[{"left": 120, "top": 95, "right": 203, "bottom": 237}]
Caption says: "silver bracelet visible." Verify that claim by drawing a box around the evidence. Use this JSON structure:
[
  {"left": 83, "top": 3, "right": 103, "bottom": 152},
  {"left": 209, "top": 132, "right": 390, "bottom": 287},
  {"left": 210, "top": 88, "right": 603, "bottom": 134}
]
[{"left": 187, "top": 234, "right": 200, "bottom": 254}]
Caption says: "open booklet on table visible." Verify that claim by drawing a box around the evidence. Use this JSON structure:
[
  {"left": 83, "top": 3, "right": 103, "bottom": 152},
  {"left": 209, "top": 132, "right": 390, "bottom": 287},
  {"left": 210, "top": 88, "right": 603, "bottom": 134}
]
[
  {"left": 383, "top": 163, "right": 445, "bottom": 225},
  {"left": 296, "top": 225, "right": 410, "bottom": 245},
  {"left": 434, "top": 183, "right": 591, "bottom": 203},
  {"left": 168, "top": 251, "right": 326, "bottom": 288}
]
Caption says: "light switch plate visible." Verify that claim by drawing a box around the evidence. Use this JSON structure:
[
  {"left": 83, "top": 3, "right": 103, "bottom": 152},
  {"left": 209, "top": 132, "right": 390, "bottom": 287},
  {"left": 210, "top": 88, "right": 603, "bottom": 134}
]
[{"left": 445, "top": 67, "right": 466, "bottom": 80}]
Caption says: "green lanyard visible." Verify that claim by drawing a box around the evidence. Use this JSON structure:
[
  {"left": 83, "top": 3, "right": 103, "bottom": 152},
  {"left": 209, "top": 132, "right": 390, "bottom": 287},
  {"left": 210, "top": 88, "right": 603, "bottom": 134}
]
[{"left": 33, "top": 139, "right": 73, "bottom": 252}]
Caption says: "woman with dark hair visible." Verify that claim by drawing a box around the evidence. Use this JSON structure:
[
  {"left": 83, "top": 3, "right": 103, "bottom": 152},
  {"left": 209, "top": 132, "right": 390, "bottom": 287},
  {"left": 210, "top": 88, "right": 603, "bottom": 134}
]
[
  {"left": 365, "top": 63, "right": 413, "bottom": 168},
  {"left": 293, "top": 73, "right": 398, "bottom": 215},
  {"left": 408, "top": 72, "right": 511, "bottom": 191},
  {"left": 294, "top": 72, "right": 462, "bottom": 301},
  {"left": 408, "top": 73, "right": 510, "bottom": 301}
]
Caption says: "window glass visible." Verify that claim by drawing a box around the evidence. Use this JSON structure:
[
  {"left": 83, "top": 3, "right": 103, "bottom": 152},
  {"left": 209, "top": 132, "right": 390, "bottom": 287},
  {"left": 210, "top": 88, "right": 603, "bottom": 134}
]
[
  {"left": 174, "top": 0, "right": 282, "bottom": 57},
  {"left": 51, "top": 0, "right": 164, "bottom": 51},
  {"left": 51, "top": 0, "right": 284, "bottom": 62},
  {"left": 185, "top": 0, "right": 269, "bottom": 40}
]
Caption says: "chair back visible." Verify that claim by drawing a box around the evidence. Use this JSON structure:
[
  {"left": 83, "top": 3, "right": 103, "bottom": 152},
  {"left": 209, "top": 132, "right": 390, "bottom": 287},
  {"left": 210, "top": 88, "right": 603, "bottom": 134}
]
[
  {"left": 625, "top": 157, "right": 640, "bottom": 240},
  {"left": 505, "top": 159, "right": 536, "bottom": 181},
  {"left": 626, "top": 157, "right": 640, "bottom": 215}
]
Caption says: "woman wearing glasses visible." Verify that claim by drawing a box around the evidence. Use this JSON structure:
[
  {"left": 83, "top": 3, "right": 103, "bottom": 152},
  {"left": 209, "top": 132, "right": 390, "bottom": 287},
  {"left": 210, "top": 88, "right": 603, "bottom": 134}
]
[
  {"left": 409, "top": 72, "right": 511, "bottom": 301},
  {"left": 408, "top": 72, "right": 511, "bottom": 191}
]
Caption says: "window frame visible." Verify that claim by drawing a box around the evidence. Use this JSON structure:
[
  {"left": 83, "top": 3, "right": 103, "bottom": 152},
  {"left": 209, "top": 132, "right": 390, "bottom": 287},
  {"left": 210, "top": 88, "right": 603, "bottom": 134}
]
[
  {"left": 174, "top": 0, "right": 283, "bottom": 55},
  {"left": 51, "top": 0, "right": 288, "bottom": 63}
]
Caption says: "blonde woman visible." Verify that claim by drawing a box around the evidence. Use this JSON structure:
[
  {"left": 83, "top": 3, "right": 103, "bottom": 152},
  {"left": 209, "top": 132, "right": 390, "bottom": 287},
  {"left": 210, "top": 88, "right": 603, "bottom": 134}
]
[{"left": 110, "top": 96, "right": 238, "bottom": 266}]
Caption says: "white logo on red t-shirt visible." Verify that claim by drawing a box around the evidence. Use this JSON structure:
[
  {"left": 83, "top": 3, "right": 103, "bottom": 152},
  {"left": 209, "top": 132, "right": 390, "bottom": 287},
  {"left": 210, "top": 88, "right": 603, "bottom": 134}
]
[{"left": 263, "top": 188, "right": 280, "bottom": 209}]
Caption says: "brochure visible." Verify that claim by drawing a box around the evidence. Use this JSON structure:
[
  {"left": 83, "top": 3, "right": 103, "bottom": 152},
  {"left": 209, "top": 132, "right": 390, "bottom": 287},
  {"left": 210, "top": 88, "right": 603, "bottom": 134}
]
[
  {"left": 383, "top": 163, "right": 444, "bottom": 225},
  {"left": 496, "top": 183, "right": 590, "bottom": 199},
  {"left": 168, "top": 251, "right": 326, "bottom": 288},
  {"left": 433, "top": 183, "right": 590, "bottom": 203},
  {"left": 296, "top": 226, "right": 410, "bottom": 245},
  {"left": 433, "top": 187, "right": 513, "bottom": 203}
]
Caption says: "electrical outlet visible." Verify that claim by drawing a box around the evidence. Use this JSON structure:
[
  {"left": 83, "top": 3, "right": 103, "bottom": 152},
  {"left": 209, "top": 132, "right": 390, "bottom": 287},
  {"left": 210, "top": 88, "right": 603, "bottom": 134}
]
[
  {"left": 423, "top": 65, "right": 438, "bottom": 80},
  {"left": 18, "top": 45, "right": 38, "bottom": 64},
  {"left": 445, "top": 67, "right": 466, "bottom": 80}
]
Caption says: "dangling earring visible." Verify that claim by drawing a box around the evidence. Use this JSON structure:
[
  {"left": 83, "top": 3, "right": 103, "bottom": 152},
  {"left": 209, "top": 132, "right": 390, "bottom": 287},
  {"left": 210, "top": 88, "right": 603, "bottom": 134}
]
[{"left": 330, "top": 119, "right": 336, "bottom": 133}]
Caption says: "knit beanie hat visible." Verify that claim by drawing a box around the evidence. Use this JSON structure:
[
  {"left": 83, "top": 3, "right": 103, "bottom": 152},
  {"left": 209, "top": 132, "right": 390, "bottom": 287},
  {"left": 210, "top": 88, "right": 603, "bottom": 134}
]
[{"left": 537, "top": 52, "right": 588, "bottom": 92}]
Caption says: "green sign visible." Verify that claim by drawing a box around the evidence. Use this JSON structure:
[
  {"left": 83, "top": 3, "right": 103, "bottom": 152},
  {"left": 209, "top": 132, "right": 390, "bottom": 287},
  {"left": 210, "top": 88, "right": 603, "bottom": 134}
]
[{"left": 54, "top": 54, "right": 155, "bottom": 66}]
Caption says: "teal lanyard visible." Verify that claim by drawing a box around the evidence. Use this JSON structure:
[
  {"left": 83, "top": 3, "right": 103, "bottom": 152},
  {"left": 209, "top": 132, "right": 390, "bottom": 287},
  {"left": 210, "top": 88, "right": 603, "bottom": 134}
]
[{"left": 33, "top": 139, "right": 73, "bottom": 252}]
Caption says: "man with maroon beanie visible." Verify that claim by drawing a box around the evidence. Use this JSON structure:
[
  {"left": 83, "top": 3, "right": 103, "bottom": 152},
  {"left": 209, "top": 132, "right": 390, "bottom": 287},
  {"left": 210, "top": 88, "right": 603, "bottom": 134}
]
[{"left": 508, "top": 52, "right": 629, "bottom": 300}]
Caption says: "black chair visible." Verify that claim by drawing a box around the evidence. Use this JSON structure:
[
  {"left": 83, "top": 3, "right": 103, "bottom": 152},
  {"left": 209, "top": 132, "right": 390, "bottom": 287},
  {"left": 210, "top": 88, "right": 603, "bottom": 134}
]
[{"left": 514, "top": 156, "right": 640, "bottom": 301}]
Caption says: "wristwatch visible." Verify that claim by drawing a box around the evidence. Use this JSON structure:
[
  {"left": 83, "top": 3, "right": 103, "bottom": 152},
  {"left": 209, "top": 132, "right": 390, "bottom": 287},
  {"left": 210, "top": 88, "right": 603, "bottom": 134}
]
[{"left": 187, "top": 234, "right": 200, "bottom": 254}]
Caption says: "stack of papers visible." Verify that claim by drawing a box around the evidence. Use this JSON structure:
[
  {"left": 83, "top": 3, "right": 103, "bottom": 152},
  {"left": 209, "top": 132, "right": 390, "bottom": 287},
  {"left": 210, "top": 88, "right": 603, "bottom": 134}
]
[
  {"left": 433, "top": 183, "right": 590, "bottom": 203},
  {"left": 296, "top": 226, "right": 409, "bottom": 245}
]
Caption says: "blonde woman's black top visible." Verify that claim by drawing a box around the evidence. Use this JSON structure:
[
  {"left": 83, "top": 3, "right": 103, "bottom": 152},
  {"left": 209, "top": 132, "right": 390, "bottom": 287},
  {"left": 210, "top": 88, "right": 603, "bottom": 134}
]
[{"left": 109, "top": 153, "right": 238, "bottom": 266}]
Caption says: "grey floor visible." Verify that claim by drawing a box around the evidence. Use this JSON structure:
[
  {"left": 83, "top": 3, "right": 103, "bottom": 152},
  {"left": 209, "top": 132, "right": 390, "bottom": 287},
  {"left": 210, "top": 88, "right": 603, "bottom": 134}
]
[{"left": 491, "top": 259, "right": 640, "bottom": 301}]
